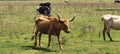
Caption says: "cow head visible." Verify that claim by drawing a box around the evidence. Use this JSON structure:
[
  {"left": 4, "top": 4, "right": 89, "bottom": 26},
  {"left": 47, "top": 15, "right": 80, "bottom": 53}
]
[{"left": 56, "top": 14, "right": 75, "bottom": 33}]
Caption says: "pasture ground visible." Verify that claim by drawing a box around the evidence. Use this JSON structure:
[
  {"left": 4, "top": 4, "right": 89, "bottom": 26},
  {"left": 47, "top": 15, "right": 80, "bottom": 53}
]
[{"left": 0, "top": 0, "right": 120, "bottom": 54}]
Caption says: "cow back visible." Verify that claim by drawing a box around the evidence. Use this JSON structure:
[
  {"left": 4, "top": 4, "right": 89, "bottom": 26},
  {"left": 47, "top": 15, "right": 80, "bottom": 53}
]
[{"left": 111, "top": 18, "right": 120, "bottom": 30}]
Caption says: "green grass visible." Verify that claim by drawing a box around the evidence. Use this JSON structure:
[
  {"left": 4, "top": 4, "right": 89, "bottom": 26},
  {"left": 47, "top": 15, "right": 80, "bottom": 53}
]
[{"left": 0, "top": 0, "right": 120, "bottom": 54}]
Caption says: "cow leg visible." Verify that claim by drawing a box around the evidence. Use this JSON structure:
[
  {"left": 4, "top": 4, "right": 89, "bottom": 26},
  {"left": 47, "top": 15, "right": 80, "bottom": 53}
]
[
  {"left": 106, "top": 23, "right": 113, "bottom": 42},
  {"left": 57, "top": 35, "right": 63, "bottom": 49},
  {"left": 47, "top": 35, "right": 51, "bottom": 48},
  {"left": 38, "top": 32, "right": 43, "bottom": 47},
  {"left": 56, "top": 31, "right": 63, "bottom": 49},
  {"left": 34, "top": 30, "right": 38, "bottom": 47},
  {"left": 106, "top": 30, "right": 113, "bottom": 42},
  {"left": 102, "top": 26, "right": 106, "bottom": 41}
]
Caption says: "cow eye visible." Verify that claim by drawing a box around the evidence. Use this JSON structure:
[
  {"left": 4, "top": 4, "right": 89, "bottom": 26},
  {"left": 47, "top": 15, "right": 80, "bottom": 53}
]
[
  {"left": 64, "top": 25, "right": 67, "bottom": 27},
  {"left": 59, "top": 21, "right": 64, "bottom": 24}
]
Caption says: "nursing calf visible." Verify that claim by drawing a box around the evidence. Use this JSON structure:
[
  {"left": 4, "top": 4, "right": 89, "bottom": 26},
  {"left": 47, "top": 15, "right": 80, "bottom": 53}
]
[{"left": 31, "top": 14, "right": 75, "bottom": 49}]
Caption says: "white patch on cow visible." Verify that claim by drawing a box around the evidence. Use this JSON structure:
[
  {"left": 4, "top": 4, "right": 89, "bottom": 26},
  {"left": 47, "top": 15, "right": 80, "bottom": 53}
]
[
  {"left": 37, "top": 6, "right": 41, "bottom": 9},
  {"left": 111, "top": 17, "right": 120, "bottom": 29},
  {"left": 102, "top": 14, "right": 120, "bottom": 30}
]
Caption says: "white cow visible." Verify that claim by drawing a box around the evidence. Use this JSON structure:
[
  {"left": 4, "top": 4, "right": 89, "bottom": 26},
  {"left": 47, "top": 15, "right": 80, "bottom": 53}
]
[
  {"left": 99, "top": 14, "right": 120, "bottom": 41},
  {"left": 64, "top": 0, "right": 69, "bottom": 4}
]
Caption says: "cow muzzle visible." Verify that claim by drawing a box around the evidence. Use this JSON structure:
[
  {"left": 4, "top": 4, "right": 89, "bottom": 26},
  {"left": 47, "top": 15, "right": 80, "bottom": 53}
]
[{"left": 67, "top": 31, "right": 70, "bottom": 33}]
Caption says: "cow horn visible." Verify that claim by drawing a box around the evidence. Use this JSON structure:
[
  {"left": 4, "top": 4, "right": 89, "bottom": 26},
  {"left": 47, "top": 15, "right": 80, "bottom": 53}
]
[
  {"left": 69, "top": 14, "right": 76, "bottom": 22},
  {"left": 56, "top": 14, "right": 61, "bottom": 21}
]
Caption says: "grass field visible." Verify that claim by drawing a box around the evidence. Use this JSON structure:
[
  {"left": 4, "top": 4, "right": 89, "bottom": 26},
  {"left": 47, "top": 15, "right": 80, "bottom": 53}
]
[{"left": 0, "top": 0, "right": 120, "bottom": 54}]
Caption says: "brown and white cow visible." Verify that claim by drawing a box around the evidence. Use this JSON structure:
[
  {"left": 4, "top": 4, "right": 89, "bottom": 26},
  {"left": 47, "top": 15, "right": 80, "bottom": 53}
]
[
  {"left": 31, "top": 14, "right": 75, "bottom": 49},
  {"left": 99, "top": 14, "right": 120, "bottom": 41}
]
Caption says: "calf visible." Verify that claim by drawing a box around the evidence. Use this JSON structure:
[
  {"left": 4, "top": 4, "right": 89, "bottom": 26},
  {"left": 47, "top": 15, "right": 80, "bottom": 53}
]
[{"left": 31, "top": 14, "right": 75, "bottom": 49}]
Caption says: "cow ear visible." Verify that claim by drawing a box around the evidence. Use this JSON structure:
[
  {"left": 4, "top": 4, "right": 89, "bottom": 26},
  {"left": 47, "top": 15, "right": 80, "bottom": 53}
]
[{"left": 59, "top": 21, "right": 64, "bottom": 24}]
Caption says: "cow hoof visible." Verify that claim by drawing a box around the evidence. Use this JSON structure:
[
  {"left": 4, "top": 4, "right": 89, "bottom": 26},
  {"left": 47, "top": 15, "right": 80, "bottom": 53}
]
[
  {"left": 39, "top": 44, "right": 43, "bottom": 47},
  {"left": 104, "top": 39, "right": 106, "bottom": 41},
  {"left": 60, "top": 47, "right": 63, "bottom": 50},
  {"left": 47, "top": 46, "right": 50, "bottom": 48},
  {"left": 110, "top": 40, "right": 113, "bottom": 42}
]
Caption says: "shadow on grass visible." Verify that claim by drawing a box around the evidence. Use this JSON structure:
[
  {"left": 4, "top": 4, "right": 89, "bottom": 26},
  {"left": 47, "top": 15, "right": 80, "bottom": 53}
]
[
  {"left": 112, "top": 40, "right": 120, "bottom": 42},
  {"left": 21, "top": 46, "right": 57, "bottom": 52},
  {"left": 81, "top": 40, "right": 120, "bottom": 43}
]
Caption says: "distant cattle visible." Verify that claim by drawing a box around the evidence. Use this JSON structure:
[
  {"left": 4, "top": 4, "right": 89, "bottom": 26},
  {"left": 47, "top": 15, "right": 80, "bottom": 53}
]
[
  {"left": 114, "top": 0, "right": 120, "bottom": 3},
  {"left": 31, "top": 14, "right": 75, "bottom": 49},
  {"left": 64, "top": 0, "right": 69, "bottom": 4},
  {"left": 36, "top": 2, "right": 51, "bottom": 16},
  {"left": 99, "top": 14, "right": 120, "bottom": 41}
]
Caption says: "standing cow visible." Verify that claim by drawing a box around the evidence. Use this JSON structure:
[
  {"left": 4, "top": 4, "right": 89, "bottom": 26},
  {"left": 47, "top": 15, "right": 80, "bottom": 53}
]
[
  {"left": 114, "top": 0, "right": 120, "bottom": 3},
  {"left": 31, "top": 14, "right": 75, "bottom": 49},
  {"left": 99, "top": 14, "right": 120, "bottom": 41},
  {"left": 36, "top": 2, "right": 51, "bottom": 16}
]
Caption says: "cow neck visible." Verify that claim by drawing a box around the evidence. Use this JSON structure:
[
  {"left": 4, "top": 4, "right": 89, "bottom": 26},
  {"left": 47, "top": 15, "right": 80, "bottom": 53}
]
[
  {"left": 54, "top": 23, "right": 63, "bottom": 31},
  {"left": 59, "top": 23, "right": 64, "bottom": 31}
]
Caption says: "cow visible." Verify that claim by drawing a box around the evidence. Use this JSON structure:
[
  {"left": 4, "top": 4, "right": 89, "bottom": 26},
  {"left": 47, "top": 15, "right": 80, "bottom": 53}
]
[
  {"left": 114, "top": 0, "right": 120, "bottom": 3},
  {"left": 31, "top": 14, "right": 75, "bottom": 49},
  {"left": 36, "top": 2, "right": 51, "bottom": 16},
  {"left": 64, "top": 0, "right": 69, "bottom": 4},
  {"left": 99, "top": 14, "right": 120, "bottom": 41}
]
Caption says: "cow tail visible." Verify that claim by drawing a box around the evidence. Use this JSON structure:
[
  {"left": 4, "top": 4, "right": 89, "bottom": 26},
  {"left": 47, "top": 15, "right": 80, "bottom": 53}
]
[
  {"left": 98, "top": 18, "right": 103, "bottom": 37},
  {"left": 31, "top": 16, "right": 37, "bottom": 41},
  {"left": 31, "top": 23, "right": 36, "bottom": 40}
]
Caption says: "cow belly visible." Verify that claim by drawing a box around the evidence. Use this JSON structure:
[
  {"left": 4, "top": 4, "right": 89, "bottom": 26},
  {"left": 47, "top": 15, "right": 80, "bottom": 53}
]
[
  {"left": 112, "top": 21, "right": 120, "bottom": 30},
  {"left": 41, "top": 30, "right": 48, "bottom": 34},
  {"left": 39, "top": 29, "right": 56, "bottom": 35},
  {"left": 38, "top": 26, "right": 49, "bottom": 34},
  {"left": 36, "top": 21, "right": 56, "bottom": 35},
  {"left": 37, "top": 21, "right": 50, "bottom": 34}
]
